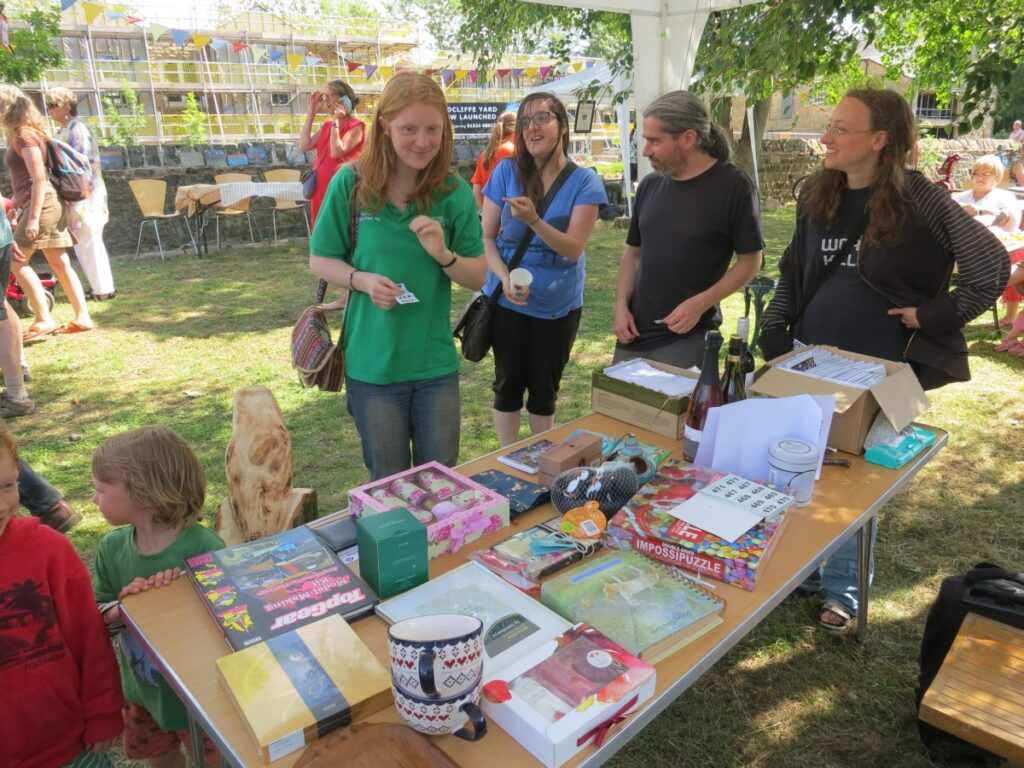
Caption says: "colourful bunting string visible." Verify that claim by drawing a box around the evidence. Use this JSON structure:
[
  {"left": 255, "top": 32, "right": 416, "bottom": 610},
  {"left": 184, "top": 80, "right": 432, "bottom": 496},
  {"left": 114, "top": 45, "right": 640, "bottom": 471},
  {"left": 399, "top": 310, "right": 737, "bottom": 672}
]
[
  {"left": 191, "top": 33, "right": 211, "bottom": 48},
  {"left": 442, "top": 69, "right": 454, "bottom": 84},
  {"left": 346, "top": 61, "right": 361, "bottom": 72},
  {"left": 149, "top": 24, "right": 167, "bottom": 42},
  {"left": 305, "top": 55, "right": 322, "bottom": 65},
  {"left": 106, "top": 10, "right": 125, "bottom": 20},
  {"left": 525, "top": 67, "right": 538, "bottom": 78},
  {"left": 379, "top": 66, "right": 394, "bottom": 79},
  {"left": 364, "top": 64, "right": 377, "bottom": 78},
  {"left": 286, "top": 52, "right": 304, "bottom": 70},
  {"left": 127, "top": 15, "right": 144, "bottom": 24},
  {"left": 170, "top": 28, "right": 191, "bottom": 45},
  {"left": 210, "top": 38, "right": 231, "bottom": 50},
  {"left": 232, "top": 42, "right": 249, "bottom": 53},
  {"left": 512, "top": 68, "right": 524, "bottom": 77},
  {"left": 268, "top": 49, "right": 285, "bottom": 62},
  {"left": 61, "top": 0, "right": 79, "bottom": 11},
  {"left": 497, "top": 68, "right": 511, "bottom": 78},
  {"left": 250, "top": 45, "right": 267, "bottom": 61},
  {"left": 539, "top": 66, "right": 550, "bottom": 78},
  {"left": 468, "top": 70, "right": 478, "bottom": 85}
]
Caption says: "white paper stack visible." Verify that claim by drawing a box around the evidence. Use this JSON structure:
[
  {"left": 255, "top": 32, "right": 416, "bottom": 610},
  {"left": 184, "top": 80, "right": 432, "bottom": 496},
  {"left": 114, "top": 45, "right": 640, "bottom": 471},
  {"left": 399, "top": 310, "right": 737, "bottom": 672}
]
[
  {"left": 601, "top": 359, "right": 698, "bottom": 397},
  {"left": 776, "top": 348, "right": 887, "bottom": 389}
]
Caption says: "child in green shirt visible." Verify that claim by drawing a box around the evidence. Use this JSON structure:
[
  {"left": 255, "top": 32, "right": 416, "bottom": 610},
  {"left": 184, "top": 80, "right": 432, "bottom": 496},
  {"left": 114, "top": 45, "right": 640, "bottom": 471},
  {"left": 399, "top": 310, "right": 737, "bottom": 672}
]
[{"left": 92, "top": 426, "right": 223, "bottom": 768}]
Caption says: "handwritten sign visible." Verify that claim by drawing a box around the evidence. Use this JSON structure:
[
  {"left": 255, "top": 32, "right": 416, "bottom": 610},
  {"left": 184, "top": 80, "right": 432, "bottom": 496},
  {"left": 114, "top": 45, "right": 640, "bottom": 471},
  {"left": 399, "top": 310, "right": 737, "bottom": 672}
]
[{"left": 447, "top": 102, "right": 509, "bottom": 136}]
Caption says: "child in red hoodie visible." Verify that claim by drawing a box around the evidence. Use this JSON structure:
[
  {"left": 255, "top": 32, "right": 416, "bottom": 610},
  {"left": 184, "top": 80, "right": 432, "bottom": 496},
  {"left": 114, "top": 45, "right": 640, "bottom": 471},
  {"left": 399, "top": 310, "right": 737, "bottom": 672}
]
[{"left": 0, "top": 422, "right": 123, "bottom": 767}]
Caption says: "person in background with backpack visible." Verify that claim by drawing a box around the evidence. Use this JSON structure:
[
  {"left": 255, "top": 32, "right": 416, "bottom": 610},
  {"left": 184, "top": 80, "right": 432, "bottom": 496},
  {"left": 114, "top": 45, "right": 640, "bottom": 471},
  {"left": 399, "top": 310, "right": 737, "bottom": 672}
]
[
  {"left": 45, "top": 87, "right": 116, "bottom": 302},
  {"left": 0, "top": 85, "right": 93, "bottom": 339}
]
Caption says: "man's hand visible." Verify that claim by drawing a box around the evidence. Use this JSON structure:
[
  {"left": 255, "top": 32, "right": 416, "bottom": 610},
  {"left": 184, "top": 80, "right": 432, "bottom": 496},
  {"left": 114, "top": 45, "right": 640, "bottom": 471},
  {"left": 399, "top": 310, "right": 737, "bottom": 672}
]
[
  {"left": 614, "top": 304, "right": 639, "bottom": 344},
  {"left": 887, "top": 306, "right": 920, "bottom": 329},
  {"left": 663, "top": 296, "right": 710, "bottom": 335}
]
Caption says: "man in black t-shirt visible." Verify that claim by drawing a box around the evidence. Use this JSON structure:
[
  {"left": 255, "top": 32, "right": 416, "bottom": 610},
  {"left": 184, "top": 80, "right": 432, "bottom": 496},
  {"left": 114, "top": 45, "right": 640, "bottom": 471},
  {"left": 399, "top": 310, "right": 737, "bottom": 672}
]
[{"left": 613, "top": 90, "right": 764, "bottom": 368}]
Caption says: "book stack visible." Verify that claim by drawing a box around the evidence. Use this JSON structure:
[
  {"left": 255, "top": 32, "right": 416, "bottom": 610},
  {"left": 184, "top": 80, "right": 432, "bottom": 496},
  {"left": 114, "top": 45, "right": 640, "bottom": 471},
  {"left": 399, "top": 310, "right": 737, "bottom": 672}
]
[
  {"left": 184, "top": 526, "right": 378, "bottom": 651},
  {"left": 605, "top": 461, "right": 794, "bottom": 591}
]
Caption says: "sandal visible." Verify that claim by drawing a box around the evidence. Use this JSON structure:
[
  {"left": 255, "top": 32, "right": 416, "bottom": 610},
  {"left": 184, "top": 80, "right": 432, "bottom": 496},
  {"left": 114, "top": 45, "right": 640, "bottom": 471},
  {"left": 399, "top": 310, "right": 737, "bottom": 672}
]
[
  {"left": 22, "top": 323, "right": 61, "bottom": 342},
  {"left": 819, "top": 599, "right": 854, "bottom": 633},
  {"left": 995, "top": 338, "right": 1020, "bottom": 352},
  {"left": 56, "top": 321, "right": 93, "bottom": 335}
]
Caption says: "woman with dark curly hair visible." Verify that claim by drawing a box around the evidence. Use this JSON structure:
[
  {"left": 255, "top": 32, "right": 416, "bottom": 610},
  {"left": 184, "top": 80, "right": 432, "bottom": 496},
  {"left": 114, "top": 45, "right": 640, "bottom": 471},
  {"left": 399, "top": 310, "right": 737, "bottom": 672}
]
[{"left": 760, "top": 87, "right": 1008, "bottom": 633}]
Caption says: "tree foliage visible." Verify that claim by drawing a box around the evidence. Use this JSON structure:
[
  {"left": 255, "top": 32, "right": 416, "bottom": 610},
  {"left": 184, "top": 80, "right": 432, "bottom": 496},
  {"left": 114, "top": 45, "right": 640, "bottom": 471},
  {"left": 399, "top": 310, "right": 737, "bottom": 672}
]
[
  {"left": 180, "top": 92, "right": 209, "bottom": 148},
  {"left": 102, "top": 81, "right": 146, "bottom": 148},
  {"left": 0, "top": 8, "right": 63, "bottom": 84},
  {"left": 993, "top": 65, "right": 1024, "bottom": 137}
]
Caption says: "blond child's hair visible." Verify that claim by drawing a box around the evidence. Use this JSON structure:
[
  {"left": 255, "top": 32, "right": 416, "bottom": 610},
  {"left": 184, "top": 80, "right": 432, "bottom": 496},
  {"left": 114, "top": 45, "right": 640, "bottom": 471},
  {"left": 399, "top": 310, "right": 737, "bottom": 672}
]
[
  {"left": 92, "top": 426, "right": 206, "bottom": 527},
  {"left": 0, "top": 420, "right": 19, "bottom": 464}
]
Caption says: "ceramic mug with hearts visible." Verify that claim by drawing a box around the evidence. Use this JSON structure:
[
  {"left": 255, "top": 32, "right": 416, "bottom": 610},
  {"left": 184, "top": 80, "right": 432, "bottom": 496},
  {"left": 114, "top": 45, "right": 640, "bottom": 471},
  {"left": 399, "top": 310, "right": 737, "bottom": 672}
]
[
  {"left": 391, "top": 681, "right": 487, "bottom": 741},
  {"left": 388, "top": 614, "right": 484, "bottom": 700}
]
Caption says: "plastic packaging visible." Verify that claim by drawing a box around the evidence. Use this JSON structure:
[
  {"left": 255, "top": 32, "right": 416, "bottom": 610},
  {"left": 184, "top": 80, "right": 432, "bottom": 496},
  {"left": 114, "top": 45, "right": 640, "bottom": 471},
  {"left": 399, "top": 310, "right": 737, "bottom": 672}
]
[{"left": 767, "top": 438, "right": 818, "bottom": 506}]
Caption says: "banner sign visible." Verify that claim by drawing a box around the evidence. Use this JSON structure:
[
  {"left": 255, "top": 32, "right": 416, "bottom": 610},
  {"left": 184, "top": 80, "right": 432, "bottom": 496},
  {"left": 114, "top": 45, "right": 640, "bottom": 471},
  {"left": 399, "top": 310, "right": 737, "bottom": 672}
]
[{"left": 447, "top": 102, "right": 508, "bottom": 135}]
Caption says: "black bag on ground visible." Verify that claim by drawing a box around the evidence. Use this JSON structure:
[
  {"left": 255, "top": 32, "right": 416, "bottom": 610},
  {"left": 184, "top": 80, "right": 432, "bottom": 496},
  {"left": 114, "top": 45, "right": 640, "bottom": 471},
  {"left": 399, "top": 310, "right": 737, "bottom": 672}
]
[{"left": 915, "top": 562, "right": 1024, "bottom": 764}]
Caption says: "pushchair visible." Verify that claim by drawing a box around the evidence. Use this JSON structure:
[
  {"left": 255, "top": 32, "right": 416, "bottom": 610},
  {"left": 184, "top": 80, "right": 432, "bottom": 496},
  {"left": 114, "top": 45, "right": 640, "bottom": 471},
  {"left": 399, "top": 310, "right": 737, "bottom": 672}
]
[{"left": 7, "top": 270, "right": 57, "bottom": 317}]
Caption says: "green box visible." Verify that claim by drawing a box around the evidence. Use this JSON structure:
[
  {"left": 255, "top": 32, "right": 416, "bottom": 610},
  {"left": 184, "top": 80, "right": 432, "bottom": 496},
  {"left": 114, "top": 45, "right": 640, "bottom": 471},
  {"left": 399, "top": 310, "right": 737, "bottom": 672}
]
[{"left": 355, "top": 508, "right": 428, "bottom": 599}]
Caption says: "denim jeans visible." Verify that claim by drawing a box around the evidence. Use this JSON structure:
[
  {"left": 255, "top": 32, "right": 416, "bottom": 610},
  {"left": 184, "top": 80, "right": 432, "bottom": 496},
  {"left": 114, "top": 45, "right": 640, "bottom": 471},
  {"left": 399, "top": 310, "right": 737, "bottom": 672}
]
[
  {"left": 18, "top": 459, "right": 62, "bottom": 516},
  {"left": 345, "top": 371, "right": 460, "bottom": 480},
  {"left": 804, "top": 521, "right": 878, "bottom": 616}
]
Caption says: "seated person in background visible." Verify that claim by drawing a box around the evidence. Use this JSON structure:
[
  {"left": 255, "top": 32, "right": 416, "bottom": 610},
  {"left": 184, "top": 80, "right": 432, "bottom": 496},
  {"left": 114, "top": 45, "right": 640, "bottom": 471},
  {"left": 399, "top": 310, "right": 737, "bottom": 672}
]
[
  {"left": 0, "top": 421, "right": 124, "bottom": 768},
  {"left": 953, "top": 155, "right": 1021, "bottom": 232},
  {"left": 92, "top": 426, "right": 224, "bottom": 768}
]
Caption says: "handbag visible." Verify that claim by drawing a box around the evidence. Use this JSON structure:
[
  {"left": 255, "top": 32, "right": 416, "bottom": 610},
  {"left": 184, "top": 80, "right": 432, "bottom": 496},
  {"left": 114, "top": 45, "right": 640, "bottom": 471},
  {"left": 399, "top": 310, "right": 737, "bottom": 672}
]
[
  {"left": 301, "top": 169, "right": 317, "bottom": 200},
  {"left": 453, "top": 161, "right": 578, "bottom": 362},
  {"left": 291, "top": 171, "right": 361, "bottom": 390}
]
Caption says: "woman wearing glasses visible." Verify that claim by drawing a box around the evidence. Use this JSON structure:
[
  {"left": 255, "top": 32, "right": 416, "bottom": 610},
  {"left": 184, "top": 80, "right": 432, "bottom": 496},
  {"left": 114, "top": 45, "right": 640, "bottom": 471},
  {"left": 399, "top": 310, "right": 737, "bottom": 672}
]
[
  {"left": 481, "top": 93, "right": 606, "bottom": 446},
  {"left": 760, "top": 88, "right": 1008, "bottom": 633}
]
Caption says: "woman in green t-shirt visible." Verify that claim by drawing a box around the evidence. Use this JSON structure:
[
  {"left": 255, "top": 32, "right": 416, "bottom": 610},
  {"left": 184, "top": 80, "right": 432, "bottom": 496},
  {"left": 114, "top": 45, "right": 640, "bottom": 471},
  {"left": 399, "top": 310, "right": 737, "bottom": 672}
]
[{"left": 310, "top": 73, "right": 486, "bottom": 479}]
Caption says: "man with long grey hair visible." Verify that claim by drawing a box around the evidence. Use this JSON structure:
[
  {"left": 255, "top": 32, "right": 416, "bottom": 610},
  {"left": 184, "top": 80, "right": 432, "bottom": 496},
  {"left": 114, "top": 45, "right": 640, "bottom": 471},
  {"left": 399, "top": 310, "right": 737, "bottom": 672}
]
[{"left": 613, "top": 90, "right": 763, "bottom": 367}]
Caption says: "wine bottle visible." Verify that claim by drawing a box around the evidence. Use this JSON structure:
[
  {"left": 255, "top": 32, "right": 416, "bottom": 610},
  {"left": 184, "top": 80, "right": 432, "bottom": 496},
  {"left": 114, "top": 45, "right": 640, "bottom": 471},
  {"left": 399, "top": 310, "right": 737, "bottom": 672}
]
[
  {"left": 736, "top": 317, "right": 756, "bottom": 377},
  {"left": 683, "top": 330, "right": 724, "bottom": 462},
  {"left": 721, "top": 334, "right": 747, "bottom": 404}
]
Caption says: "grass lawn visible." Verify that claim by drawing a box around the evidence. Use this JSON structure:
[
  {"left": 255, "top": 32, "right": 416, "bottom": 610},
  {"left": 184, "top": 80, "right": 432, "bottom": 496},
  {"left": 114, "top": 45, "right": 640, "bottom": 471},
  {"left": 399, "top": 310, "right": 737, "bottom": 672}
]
[{"left": 18, "top": 207, "right": 1022, "bottom": 767}]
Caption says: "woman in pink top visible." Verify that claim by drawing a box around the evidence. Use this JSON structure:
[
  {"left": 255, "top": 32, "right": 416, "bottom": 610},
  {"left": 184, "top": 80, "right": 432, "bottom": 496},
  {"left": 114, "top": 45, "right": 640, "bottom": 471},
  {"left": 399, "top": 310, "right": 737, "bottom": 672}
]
[{"left": 298, "top": 79, "right": 365, "bottom": 226}]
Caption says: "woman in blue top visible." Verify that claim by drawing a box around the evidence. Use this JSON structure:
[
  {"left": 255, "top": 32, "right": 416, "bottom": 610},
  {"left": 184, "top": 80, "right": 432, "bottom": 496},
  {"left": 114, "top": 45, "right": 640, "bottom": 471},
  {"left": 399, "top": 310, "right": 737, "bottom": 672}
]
[{"left": 482, "top": 93, "right": 607, "bottom": 446}]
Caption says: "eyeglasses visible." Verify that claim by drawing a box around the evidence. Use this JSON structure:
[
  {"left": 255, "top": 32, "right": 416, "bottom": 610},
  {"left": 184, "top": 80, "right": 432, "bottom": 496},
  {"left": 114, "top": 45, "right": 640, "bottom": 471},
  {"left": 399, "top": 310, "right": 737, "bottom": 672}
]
[
  {"left": 971, "top": 170, "right": 996, "bottom": 178},
  {"left": 521, "top": 111, "right": 556, "bottom": 128},
  {"left": 822, "top": 123, "right": 874, "bottom": 137},
  {"left": 45, "top": 103, "right": 57, "bottom": 109}
]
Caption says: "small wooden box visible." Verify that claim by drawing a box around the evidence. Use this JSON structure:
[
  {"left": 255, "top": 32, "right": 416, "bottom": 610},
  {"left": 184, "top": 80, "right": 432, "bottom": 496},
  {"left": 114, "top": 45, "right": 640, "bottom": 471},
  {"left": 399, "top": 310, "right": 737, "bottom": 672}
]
[{"left": 538, "top": 433, "right": 603, "bottom": 487}]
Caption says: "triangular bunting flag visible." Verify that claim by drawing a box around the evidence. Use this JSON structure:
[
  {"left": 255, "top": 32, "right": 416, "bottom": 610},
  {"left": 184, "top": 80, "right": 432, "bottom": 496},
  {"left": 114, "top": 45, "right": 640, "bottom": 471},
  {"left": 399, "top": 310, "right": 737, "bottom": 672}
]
[
  {"left": 305, "top": 55, "right": 321, "bottom": 65},
  {"left": 441, "top": 69, "right": 454, "bottom": 84},
  {"left": 525, "top": 67, "right": 538, "bottom": 78},
  {"left": 468, "top": 70, "right": 478, "bottom": 85},
  {"left": 286, "top": 52, "right": 304, "bottom": 70},
  {"left": 346, "top": 61, "right": 361, "bottom": 72},
  {"left": 572, "top": 62, "right": 583, "bottom": 72},
  {"left": 61, "top": 0, "right": 80, "bottom": 11},
  {"left": 250, "top": 45, "right": 266, "bottom": 61},
  {"left": 171, "top": 29, "right": 191, "bottom": 46},
  {"left": 538, "top": 66, "right": 550, "bottom": 78},
  {"left": 451, "top": 70, "right": 467, "bottom": 85},
  {"left": 82, "top": 2, "right": 104, "bottom": 24},
  {"left": 585, "top": 60, "right": 595, "bottom": 68},
  {"left": 127, "top": 15, "right": 144, "bottom": 24},
  {"left": 268, "top": 49, "right": 285, "bottom": 62},
  {"left": 511, "top": 68, "right": 524, "bottom": 77},
  {"left": 192, "top": 33, "right": 211, "bottom": 48},
  {"left": 149, "top": 24, "right": 168, "bottom": 42},
  {"left": 210, "top": 38, "right": 231, "bottom": 50},
  {"left": 232, "top": 42, "right": 248, "bottom": 52},
  {"left": 107, "top": 10, "right": 125, "bottom": 20},
  {"left": 556, "top": 63, "right": 569, "bottom": 74},
  {"left": 364, "top": 64, "right": 377, "bottom": 78},
  {"left": 497, "top": 69, "right": 511, "bottom": 78},
  {"left": 379, "top": 66, "right": 394, "bottom": 79}
]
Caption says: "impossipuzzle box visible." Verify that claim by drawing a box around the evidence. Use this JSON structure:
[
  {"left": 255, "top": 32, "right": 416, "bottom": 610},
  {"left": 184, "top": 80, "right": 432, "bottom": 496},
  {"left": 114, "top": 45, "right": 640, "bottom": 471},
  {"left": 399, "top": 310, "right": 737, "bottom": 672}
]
[{"left": 348, "top": 461, "right": 509, "bottom": 559}]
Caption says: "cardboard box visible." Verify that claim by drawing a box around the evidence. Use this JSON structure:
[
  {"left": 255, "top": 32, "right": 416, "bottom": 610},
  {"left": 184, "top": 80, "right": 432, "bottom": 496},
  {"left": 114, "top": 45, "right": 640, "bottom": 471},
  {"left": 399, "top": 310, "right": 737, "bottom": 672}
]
[
  {"left": 537, "top": 432, "right": 603, "bottom": 487},
  {"left": 349, "top": 461, "right": 509, "bottom": 559},
  {"left": 591, "top": 361, "right": 699, "bottom": 439},
  {"left": 356, "top": 508, "right": 428, "bottom": 598},
  {"left": 481, "top": 624, "right": 657, "bottom": 768},
  {"left": 216, "top": 615, "right": 391, "bottom": 763},
  {"left": 750, "top": 345, "right": 929, "bottom": 454}
]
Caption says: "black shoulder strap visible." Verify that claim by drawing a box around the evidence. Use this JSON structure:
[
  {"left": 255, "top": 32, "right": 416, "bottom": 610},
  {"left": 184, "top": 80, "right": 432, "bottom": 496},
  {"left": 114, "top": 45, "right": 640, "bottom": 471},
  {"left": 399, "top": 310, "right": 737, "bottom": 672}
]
[
  {"left": 487, "top": 160, "right": 578, "bottom": 306},
  {"left": 794, "top": 214, "right": 867, "bottom": 323}
]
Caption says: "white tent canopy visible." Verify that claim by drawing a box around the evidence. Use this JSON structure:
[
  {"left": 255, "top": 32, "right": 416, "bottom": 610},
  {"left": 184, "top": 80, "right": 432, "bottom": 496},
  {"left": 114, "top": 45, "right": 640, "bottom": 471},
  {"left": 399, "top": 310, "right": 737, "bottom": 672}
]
[{"left": 531, "top": 0, "right": 768, "bottom": 180}]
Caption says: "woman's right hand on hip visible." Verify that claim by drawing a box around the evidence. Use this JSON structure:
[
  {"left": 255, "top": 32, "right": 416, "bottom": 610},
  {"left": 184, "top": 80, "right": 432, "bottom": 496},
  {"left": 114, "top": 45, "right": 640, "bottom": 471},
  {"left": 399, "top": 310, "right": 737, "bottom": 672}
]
[
  {"left": 25, "top": 217, "right": 39, "bottom": 242},
  {"left": 361, "top": 273, "right": 402, "bottom": 310}
]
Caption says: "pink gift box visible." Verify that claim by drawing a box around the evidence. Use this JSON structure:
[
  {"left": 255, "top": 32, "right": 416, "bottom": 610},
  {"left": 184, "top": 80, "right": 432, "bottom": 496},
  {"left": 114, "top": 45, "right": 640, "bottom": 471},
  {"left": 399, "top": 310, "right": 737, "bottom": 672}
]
[{"left": 349, "top": 462, "right": 510, "bottom": 559}]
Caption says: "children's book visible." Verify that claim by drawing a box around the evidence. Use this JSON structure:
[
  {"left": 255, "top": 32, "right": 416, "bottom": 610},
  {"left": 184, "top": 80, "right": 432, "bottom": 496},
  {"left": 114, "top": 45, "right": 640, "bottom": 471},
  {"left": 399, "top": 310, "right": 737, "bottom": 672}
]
[
  {"left": 540, "top": 550, "right": 724, "bottom": 663},
  {"left": 185, "top": 526, "right": 378, "bottom": 651},
  {"left": 217, "top": 615, "right": 391, "bottom": 763},
  {"left": 606, "top": 459, "right": 794, "bottom": 591},
  {"left": 497, "top": 439, "right": 556, "bottom": 474},
  {"left": 470, "top": 469, "right": 551, "bottom": 519}
]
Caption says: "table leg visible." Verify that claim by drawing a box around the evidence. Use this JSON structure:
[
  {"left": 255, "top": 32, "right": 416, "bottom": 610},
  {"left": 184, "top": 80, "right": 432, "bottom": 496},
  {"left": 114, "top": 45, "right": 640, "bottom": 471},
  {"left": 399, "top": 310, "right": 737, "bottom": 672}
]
[
  {"left": 187, "top": 712, "right": 206, "bottom": 767},
  {"left": 855, "top": 515, "right": 876, "bottom": 641}
]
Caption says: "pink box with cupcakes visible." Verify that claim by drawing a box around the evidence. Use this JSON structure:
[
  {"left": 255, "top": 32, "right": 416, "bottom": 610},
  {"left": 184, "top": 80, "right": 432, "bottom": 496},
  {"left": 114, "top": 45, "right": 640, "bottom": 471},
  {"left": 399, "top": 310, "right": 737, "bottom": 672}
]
[{"left": 348, "top": 461, "right": 510, "bottom": 559}]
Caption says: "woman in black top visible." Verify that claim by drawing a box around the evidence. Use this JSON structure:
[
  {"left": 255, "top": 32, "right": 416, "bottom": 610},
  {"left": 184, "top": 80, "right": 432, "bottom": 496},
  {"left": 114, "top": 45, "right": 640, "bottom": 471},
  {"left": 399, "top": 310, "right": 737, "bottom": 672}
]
[{"left": 760, "top": 88, "right": 1008, "bottom": 633}]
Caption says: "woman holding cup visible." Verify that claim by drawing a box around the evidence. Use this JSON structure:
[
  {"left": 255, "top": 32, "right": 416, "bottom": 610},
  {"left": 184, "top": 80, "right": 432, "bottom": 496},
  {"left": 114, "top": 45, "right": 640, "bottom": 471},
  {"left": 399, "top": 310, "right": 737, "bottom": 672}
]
[{"left": 481, "top": 93, "right": 606, "bottom": 446}]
